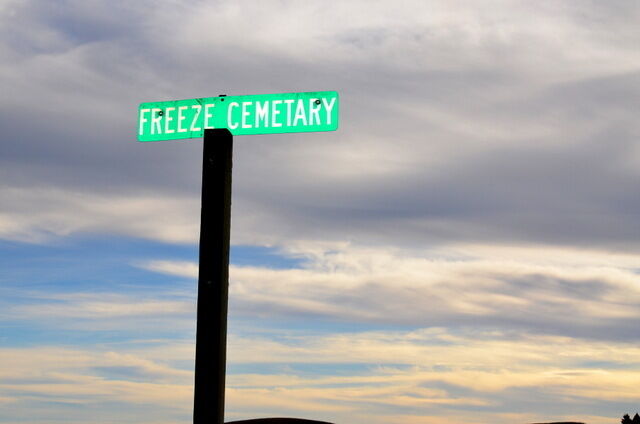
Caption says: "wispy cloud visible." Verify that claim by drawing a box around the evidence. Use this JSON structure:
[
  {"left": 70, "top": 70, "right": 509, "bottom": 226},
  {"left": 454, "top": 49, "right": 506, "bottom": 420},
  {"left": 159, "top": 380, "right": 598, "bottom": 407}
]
[
  {"left": 1, "top": 328, "right": 638, "bottom": 424},
  {"left": 0, "top": 186, "right": 200, "bottom": 243},
  {"left": 11, "top": 295, "right": 191, "bottom": 319},
  {"left": 139, "top": 244, "right": 640, "bottom": 340},
  {"left": 141, "top": 260, "right": 198, "bottom": 279}
]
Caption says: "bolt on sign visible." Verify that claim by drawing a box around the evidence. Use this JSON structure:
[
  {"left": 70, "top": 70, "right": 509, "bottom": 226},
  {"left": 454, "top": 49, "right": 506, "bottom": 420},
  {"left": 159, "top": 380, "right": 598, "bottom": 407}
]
[{"left": 138, "top": 91, "right": 339, "bottom": 141}]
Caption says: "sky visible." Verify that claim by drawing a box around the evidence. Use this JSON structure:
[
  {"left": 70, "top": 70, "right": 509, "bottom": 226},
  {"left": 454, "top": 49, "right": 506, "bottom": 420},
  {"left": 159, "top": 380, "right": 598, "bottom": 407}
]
[{"left": 1, "top": 0, "right": 639, "bottom": 423}]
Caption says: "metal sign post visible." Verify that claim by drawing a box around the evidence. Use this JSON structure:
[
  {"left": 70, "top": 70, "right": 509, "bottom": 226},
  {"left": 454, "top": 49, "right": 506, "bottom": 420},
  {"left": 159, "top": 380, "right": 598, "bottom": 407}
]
[{"left": 193, "top": 129, "right": 233, "bottom": 424}]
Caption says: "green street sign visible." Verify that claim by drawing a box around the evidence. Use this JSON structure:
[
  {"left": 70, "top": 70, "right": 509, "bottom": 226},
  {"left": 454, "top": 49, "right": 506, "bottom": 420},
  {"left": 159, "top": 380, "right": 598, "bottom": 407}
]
[{"left": 138, "top": 90, "right": 339, "bottom": 141}]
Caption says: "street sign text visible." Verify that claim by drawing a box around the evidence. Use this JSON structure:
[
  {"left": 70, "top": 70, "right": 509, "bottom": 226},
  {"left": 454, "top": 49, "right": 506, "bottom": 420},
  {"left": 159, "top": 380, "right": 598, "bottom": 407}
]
[{"left": 138, "top": 91, "right": 339, "bottom": 141}]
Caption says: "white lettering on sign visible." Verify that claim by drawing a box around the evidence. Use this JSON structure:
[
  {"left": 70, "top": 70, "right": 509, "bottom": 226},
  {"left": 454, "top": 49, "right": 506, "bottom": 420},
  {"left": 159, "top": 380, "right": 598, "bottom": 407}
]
[
  {"left": 271, "top": 100, "right": 282, "bottom": 127},
  {"left": 309, "top": 99, "right": 321, "bottom": 125},
  {"left": 228, "top": 102, "right": 239, "bottom": 129},
  {"left": 190, "top": 105, "right": 202, "bottom": 132},
  {"left": 293, "top": 99, "right": 307, "bottom": 126},
  {"left": 177, "top": 106, "right": 188, "bottom": 133},
  {"left": 139, "top": 109, "right": 150, "bottom": 135},
  {"left": 151, "top": 108, "right": 162, "bottom": 135},
  {"left": 204, "top": 104, "right": 215, "bottom": 129},
  {"left": 227, "top": 98, "right": 338, "bottom": 130},
  {"left": 241, "top": 102, "right": 252, "bottom": 128},
  {"left": 322, "top": 97, "right": 336, "bottom": 124},
  {"left": 284, "top": 99, "right": 294, "bottom": 126},
  {"left": 164, "top": 107, "right": 175, "bottom": 134},
  {"left": 138, "top": 92, "right": 338, "bottom": 140},
  {"left": 255, "top": 101, "right": 269, "bottom": 128}
]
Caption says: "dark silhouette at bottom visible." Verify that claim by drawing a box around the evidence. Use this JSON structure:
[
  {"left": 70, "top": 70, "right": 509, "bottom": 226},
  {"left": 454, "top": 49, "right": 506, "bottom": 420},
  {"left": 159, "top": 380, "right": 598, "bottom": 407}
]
[
  {"left": 227, "top": 419, "right": 333, "bottom": 424},
  {"left": 622, "top": 413, "right": 640, "bottom": 424},
  {"left": 530, "top": 422, "right": 584, "bottom": 424},
  {"left": 531, "top": 422, "right": 584, "bottom": 424}
]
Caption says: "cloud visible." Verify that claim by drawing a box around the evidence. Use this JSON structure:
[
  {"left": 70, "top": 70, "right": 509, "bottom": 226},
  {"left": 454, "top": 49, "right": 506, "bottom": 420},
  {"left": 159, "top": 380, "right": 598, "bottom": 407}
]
[
  {"left": 4, "top": 239, "right": 640, "bottom": 422},
  {"left": 138, "top": 243, "right": 640, "bottom": 341},
  {"left": 1, "top": 290, "right": 196, "bottom": 333},
  {"left": 224, "top": 328, "right": 640, "bottom": 423},
  {"left": 0, "top": 185, "right": 200, "bottom": 243},
  {"left": 4, "top": 241, "right": 637, "bottom": 421},
  {"left": 141, "top": 259, "right": 199, "bottom": 279},
  {"left": 1, "top": 0, "right": 639, "bottom": 252},
  {"left": 12, "top": 295, "right": 191, "bottom": 319},
  {"left": 0, "top": 346, "right": 193, "bottom": 423},
  {"left": 1, "top": 328, "right": 638, "bottom": 424}
]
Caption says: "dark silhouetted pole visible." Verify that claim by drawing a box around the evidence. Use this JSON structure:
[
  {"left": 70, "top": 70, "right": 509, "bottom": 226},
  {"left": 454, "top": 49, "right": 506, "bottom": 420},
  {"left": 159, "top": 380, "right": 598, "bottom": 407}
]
[{"left": 194, "top": 128, "right": 233, "bottom": 424}]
